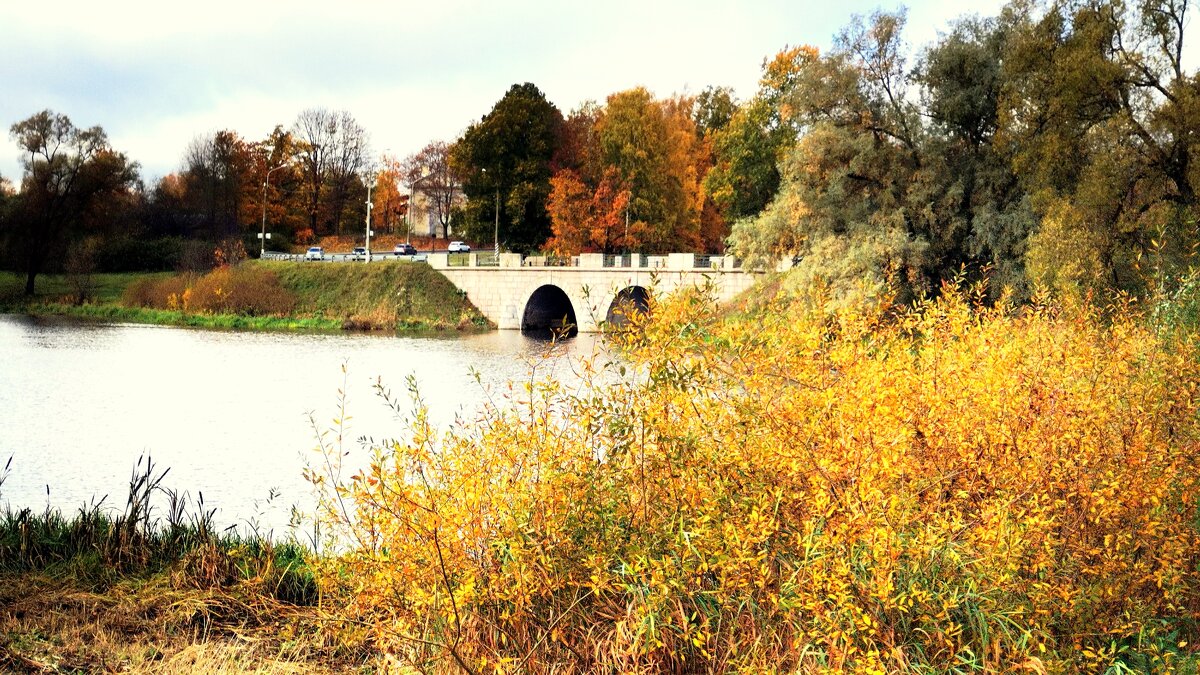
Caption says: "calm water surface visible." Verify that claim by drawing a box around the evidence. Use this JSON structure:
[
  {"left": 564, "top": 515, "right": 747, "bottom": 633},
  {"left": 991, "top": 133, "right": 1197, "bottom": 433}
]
[{"left": 0, "top": 315, "right": 600, "bottom": 531}]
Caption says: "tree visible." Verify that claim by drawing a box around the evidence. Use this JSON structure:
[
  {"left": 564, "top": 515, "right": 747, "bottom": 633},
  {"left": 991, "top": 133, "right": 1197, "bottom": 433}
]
[
  {"left": 324, "top": 110, "right": 371, "bottom": 237},
  {"left": 293, "top": 108, "right": 335, "bottom": 236},
  {"left": 693, "top": 86, "right": 738, "bottom": 137},
  {"left": 594, "top": 88, "right": 705, "bottom": 252},
  {"left": 402, "top": 141, "right": 460, "bottom": 239},
  {"left": 703, "top": 47, "right": 817, "bottom": 223},
  {"left": 452, "top": 83, "right": 563, "bottom": 252},
  {"left": 727, "top": 12, "right": 933, "bottom": 300},
  {"left": 6, "top": 110, "right": 139, "bottom": 295},
  {"left": 545, "top": 167, "right": 632, "bottom": 254},
  {"left": 372, "top": 153, "right": 407, "bottom": 236},
  {"left": 179, "top": 129, "right": 255, "bottom": 238},
  {"left": 291, "top": 108, "right": 371, "bottom": 237},
  {"left": 249, "top": 126, "right": 306, "bottom": 249},
  {"left": 917, "top": 11, "right": 1034, "bottom": 292},
  {"left": 997, "top": 0, "right": 1199, "bottom": 295}
]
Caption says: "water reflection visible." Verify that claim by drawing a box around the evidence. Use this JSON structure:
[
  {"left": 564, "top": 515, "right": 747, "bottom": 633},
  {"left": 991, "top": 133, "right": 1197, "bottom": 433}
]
[{"left": 0, "top": 315, "right": 601, "bottom": 531}]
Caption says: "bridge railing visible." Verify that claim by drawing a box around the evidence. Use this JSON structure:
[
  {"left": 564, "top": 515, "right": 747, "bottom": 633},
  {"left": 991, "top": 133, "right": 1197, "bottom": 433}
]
[{"left": 283, "top": 249, "right": 750, "bottom": 271}]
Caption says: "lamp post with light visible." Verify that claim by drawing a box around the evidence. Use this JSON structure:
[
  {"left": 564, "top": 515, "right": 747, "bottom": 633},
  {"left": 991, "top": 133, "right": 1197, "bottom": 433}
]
[
  {"left": 481, "top": 167, "right": 500, "bottom": 256},
  {"left": 260, "top": 162, "right": 286, "bottom": 257}
]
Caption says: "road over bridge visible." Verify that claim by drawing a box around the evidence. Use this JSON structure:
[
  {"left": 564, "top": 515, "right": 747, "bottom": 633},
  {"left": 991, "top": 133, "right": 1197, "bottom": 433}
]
[{"left": 426, "top": 252, "right": 762, "bottom": 334}]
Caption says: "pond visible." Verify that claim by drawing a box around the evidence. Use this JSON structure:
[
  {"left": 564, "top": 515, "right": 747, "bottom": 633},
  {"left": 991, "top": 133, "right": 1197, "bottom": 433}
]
[{"left": 0, "top": 315, "right": 600, "bottom": 533}]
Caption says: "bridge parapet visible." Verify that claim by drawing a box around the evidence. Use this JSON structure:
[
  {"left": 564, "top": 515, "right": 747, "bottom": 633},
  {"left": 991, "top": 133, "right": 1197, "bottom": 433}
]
[{"left": 428, "top": 252, "right": 743, "bottom": 271}]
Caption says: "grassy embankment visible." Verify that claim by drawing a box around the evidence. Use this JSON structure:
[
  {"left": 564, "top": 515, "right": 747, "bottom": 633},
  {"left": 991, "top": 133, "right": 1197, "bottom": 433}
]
[{"left": 0, "top": 259, "right": 490, "bottom": 333}]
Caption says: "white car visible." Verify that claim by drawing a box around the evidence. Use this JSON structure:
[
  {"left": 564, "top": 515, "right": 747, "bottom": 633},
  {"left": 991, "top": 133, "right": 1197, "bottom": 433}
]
[
  {"left": 351, "top": 247, "right": 367, "bottom": 261},
  {"left": 448, "top": 241, "right": 471, "bottom": 253},
  {"left": 304, "top": 246, "right": 324, "bottom": 261}
]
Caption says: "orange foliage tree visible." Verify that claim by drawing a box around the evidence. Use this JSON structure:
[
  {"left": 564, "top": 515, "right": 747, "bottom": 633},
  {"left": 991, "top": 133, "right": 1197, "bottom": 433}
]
[
  {"left": 548, "top": 90, "right": 725, "bottom": 255},
  {"left": 372, "top": 154, "right": 408, "bottom": 236},
  {"left": 545, "top": 167, "right": 632, "bottom": 254}
]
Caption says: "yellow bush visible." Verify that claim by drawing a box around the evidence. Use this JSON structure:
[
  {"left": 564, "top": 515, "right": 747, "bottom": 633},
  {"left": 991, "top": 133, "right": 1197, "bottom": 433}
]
[
  {"left": 121, "top": 266, "right": 295, "bottom": 316},
  {"left": 188, "top": 265, "right": 296, "bottom": 315},
  {"left": 312, "top": 286, "right": 1200, "bottom": 673}
]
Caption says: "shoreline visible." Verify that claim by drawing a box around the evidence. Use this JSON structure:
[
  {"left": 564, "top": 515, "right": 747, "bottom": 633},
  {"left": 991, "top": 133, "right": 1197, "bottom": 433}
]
[
  {"left": 0, "top": 264, "right": 494, "bottom": 335},
  {"left": 0, "top": 301, "right": 491, "bottom": 335}
]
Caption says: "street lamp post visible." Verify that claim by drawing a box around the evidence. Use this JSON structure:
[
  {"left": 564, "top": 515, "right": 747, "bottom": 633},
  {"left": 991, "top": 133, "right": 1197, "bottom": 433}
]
[
  {"left": 494, "top": 188, "right": 500, "bottom": 256},
  {"left": 260, "top": 162, "right": 286, "bottom": 257},
  {"left": 407, "top": 180, "right": 415, "bottom": 246},
  {"left": 364, "top": 175, "right": 375, "bottom": 263}
]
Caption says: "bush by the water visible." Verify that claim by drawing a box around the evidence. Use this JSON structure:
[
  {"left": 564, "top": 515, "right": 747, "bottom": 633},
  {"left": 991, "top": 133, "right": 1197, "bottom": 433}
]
[
  {"left": 122, "top": 264, "right": 296, "bottom": 316},
  {"left": 311, "top": 285, "right": 1200, "bottom": 672}
]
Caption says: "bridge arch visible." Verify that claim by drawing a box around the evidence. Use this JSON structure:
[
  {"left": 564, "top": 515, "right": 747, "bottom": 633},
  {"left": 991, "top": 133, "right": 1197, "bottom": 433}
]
[
  {"left": 521, "top": 284, "right": 578, "bottom": 338},
  {"left": 605, "top": 285, "right": 651, "bottom": 328}
]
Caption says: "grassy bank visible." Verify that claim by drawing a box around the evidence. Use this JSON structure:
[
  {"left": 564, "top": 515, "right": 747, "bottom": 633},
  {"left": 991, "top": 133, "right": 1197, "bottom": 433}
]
[
  {"left": 264, "top": 259, "right": 489, "bottom": 331},
  {"left": 0, "top": 457, "right": 376, "bottom": 673},
  {"left": 0, "top": 260, "right": 490, "bottom": 333}
]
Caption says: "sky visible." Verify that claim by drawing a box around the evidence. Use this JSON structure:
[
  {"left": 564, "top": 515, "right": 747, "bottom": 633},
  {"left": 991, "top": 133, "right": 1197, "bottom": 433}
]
[{"left": 1, "top": 0, "right": 1019, "bottom": 186}]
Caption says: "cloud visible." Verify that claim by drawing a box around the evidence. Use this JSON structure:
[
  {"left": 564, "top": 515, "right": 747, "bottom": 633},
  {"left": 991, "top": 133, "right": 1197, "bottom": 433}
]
[{"left": 8, "top": 0, "right": 1098, "bottom": 186}]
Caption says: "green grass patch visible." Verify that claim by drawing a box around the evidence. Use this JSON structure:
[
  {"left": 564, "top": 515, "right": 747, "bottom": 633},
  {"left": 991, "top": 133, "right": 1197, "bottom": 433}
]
[
  {"left": 0, "top": 271, "right": 172, "bottom": 305},
  {"left": 7, "top": 302, "right": 346, "bottom": 332}
]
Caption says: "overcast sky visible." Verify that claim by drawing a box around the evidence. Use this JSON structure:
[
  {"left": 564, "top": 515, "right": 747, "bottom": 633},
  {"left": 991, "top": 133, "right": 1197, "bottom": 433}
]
[{"left": 2, "top": 0, "right": 1022, "bottom": 185}]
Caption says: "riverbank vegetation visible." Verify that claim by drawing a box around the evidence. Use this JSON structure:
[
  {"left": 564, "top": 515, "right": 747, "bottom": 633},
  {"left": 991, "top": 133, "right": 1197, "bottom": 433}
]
[
  {"left": 301, "top": 280, "right": 1200, "bottom": 673},
  {"left": 0, "top": 259, "right": 490, "bottom": 333},
  {"left": 5, "top": 280, "right": 1200, "bottom": 671},
  {"left": 0, "top": 457, "right": 377, "bottom": 672}
]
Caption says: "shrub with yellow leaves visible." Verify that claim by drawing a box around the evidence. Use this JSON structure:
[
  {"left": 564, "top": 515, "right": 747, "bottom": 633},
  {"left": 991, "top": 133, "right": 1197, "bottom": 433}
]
[{"left": 311, "top": 282, "right": 1200, "bottom": 673}]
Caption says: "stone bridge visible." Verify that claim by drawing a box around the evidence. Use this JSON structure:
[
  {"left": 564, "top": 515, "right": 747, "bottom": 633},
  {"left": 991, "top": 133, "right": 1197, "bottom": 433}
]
[{"left": 426, "top": 252, "right": 762, "bottom": 334}]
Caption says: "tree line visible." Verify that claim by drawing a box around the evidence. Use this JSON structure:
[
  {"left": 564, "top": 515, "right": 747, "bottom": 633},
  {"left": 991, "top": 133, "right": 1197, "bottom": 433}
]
[
  {"left": 728, "top": 0, "right": 1199, "bottom": 301},
  {"left": 2, "top": 0, "right": 1196, "bottom": 300}
]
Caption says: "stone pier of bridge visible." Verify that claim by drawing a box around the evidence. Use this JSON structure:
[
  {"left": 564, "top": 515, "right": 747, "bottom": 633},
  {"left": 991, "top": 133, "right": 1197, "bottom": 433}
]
[{"left": 426, "top": 252, "right": 761, "bottom": 333}]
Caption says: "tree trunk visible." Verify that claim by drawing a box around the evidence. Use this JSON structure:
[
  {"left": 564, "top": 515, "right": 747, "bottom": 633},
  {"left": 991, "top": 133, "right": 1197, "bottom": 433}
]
[{"left": 24, "top": 270, "right": 36, "bottom": 296}]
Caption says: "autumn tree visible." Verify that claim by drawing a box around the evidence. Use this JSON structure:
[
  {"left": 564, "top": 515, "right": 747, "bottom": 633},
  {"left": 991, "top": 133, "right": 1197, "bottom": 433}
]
[
  {"left": 704, "top": 47, "right": 816, "bottom": 223},
  {"left": 545, "top": 167, "right": 632, "bottom": 254},
  {"left": 402, "top": 141, "right": 460, "bottom": 239},
  {"left": 917, "top": 10, "right": 1034, "bottom": 292},
  {"left": 5, "top": 110, "right": 139, "bottom": 295},
  {"left": 727, "top": 12, "right": 937, "bottom": 304},
  {"left": 292, "top": 108, "right": 371, "bottom": 237},
  {"left": 372, "top": 153, "right": 407, "bottom": 236},
  {"left": 179, "top": 129, "right": 255, "bottom": 239},
  {"left": 325, "top": 111, "right": 371, "bottom": 237},
  {"left": 452, "top": 83, "right": 563, "bottom": 252},
  {"left": 693, "top": 86, "right": 738, "bottom": 137},
  {"left": 591, "top": 88, "right": 710, "bottom": 252},
  {"left": 248, "top": 125, "right": 306, "bottom": 249},
  {"left": 1002, "top": 0, "right": 1200, "bottom": 294}
]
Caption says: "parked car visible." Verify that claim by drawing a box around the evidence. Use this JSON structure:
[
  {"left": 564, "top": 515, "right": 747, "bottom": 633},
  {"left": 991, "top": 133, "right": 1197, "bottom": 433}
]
[
  {"left": 304, "top": 246, "right": 324, "bottom": 261},
  {"left": 394, "top": 243, "right": 417, "bottom": 256},
  {"left": 351, "top": 246, "right": 367, "bottom": 261},
  {"left": 448, "top": 241, "right": 470, "bottom": 253}
]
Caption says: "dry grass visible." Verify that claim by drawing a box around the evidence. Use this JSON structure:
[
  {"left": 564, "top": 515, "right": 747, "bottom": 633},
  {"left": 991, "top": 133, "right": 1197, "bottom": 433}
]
[{"left": 0, "top": 573, "right": 377, "bottom": 673}]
